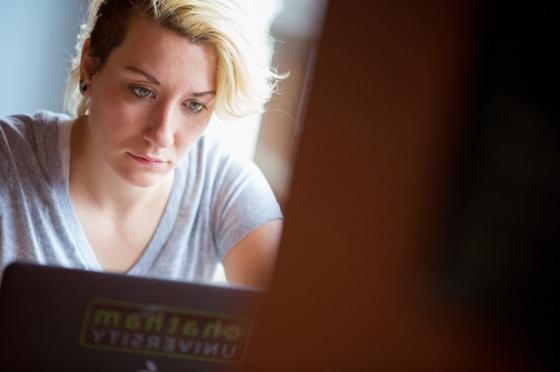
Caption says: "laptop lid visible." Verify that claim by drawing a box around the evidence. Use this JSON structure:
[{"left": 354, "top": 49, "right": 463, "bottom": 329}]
[{"left": 0, "top": 262, "right": 261, "bottom": 371}]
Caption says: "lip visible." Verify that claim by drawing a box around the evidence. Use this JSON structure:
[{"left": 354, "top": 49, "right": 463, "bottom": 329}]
[{"left": 127, "top": 152, "right": 167, "bottom": 166}]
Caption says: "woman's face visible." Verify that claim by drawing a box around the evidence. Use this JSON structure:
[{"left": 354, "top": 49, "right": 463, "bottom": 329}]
[{"left": 81, "top": 14, "right": 217, "bottom": 188}]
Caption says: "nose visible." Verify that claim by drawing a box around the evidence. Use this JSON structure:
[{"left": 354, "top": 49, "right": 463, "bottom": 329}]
[{"left": 143, "top": 104, "right": 175, "bottom": 148}]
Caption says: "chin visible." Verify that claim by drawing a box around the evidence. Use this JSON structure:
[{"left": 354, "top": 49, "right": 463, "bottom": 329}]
[
  {"left": 127, "top": 177, "right": 161, "bottom": 188},
  {"left": 119, "top": 169, "right": 172, "bottom": 189}
]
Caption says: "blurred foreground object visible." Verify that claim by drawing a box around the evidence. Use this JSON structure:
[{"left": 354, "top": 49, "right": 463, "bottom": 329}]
[{"left": 240, "top": 0, "right": 558, "bottom": 371}]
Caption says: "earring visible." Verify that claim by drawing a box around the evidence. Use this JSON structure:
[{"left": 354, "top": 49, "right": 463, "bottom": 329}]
[{"left": 79, "top": 80, "right": 88, "bottom": 93}]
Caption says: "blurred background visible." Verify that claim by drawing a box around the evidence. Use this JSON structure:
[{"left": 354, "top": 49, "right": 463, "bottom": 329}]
[{"left": 0, "top": 0, "right": 87, "bottom": 117}]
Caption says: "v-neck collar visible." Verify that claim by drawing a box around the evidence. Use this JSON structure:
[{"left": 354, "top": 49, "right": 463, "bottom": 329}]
[{"left": 56, "top": 117, "right": 186, "bottom": 275}]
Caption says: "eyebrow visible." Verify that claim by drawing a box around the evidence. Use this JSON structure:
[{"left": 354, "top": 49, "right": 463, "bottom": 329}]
[
  {"left": 192, "top": 90, "right": 216, "bottom": 98},
  {"left": 125, "top": 65, "right": 216, "bottom": 97},
  {"left": 125, "top": 66, "right": 160, "bottom": 85}
]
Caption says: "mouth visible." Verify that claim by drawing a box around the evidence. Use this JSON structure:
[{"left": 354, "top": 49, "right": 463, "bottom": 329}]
[{"left": 127, "top": 152, "right": 167, "bottom": 166}]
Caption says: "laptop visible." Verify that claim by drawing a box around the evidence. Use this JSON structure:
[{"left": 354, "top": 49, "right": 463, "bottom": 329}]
[{"left": 0, "top": 262, "right": 262, "bottom": 371}]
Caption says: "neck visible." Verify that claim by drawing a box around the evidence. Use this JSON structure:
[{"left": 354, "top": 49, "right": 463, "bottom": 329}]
[{"left": 68, "top": 116, "right": 174, "bottom": 217}]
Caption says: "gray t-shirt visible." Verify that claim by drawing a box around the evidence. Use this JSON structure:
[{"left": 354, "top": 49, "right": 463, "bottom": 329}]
[{"left": 0, "top": 111, "right": 282, "bottom": 282}]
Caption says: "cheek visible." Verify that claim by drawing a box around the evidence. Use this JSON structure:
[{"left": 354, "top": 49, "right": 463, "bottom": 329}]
[{"left": 89, "top": 85, "right": 137, "bottom": 133}]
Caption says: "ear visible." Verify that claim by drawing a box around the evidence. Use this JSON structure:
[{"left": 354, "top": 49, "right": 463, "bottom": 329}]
[{"left": 79, "top": 38, "right": 100, "bottom": 95}]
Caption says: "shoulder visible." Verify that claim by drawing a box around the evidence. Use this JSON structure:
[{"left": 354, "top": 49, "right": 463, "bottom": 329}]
[
  {"left": 0, "top": 110, "right": 70, "bottom": 147},
  {"left": 182, "top": 135, "right": 273, "bottom": 201},
  {"left": 0, "top": 111, "right": 70, "bottom": 187},
  {"left": 190, "top": 134, "right": 264, "bottom": 177},
  {"left": 0, "top": 110, "right": 70, "bottom": 130},
  {"left": 178, "top": 132, "right": 282, "bottom": 221}
]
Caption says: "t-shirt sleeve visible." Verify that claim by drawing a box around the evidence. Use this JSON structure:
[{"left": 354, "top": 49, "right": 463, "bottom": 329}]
[{"left": 211, "top": 152, "right": 283, "bottom": 260}]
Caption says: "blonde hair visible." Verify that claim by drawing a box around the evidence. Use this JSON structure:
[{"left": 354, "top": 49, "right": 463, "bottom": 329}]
[{"left": 64, "top": 0, "right": 284, "bottom": 119}]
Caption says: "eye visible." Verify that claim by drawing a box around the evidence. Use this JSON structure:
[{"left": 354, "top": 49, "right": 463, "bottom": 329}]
[
  {"left": 186, "top": 101, "right": 206, "bottom": 113},
  {"left": 130, "top": 86, "right": 154, "bottom": 99}
]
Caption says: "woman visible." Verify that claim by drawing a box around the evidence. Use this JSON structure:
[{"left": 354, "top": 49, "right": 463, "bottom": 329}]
[{"left": 0, "top": 0, "right": 283, "bottom": 288}]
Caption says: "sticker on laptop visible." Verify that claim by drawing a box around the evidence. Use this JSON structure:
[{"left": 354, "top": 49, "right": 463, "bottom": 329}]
[{"left": 80, "top": 298, "right": 252, "bottom": 364}]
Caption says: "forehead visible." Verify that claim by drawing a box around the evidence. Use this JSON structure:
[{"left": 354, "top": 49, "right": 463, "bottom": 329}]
[{"left": 104, "top": 14, "right": 217, "bottom": 88}]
